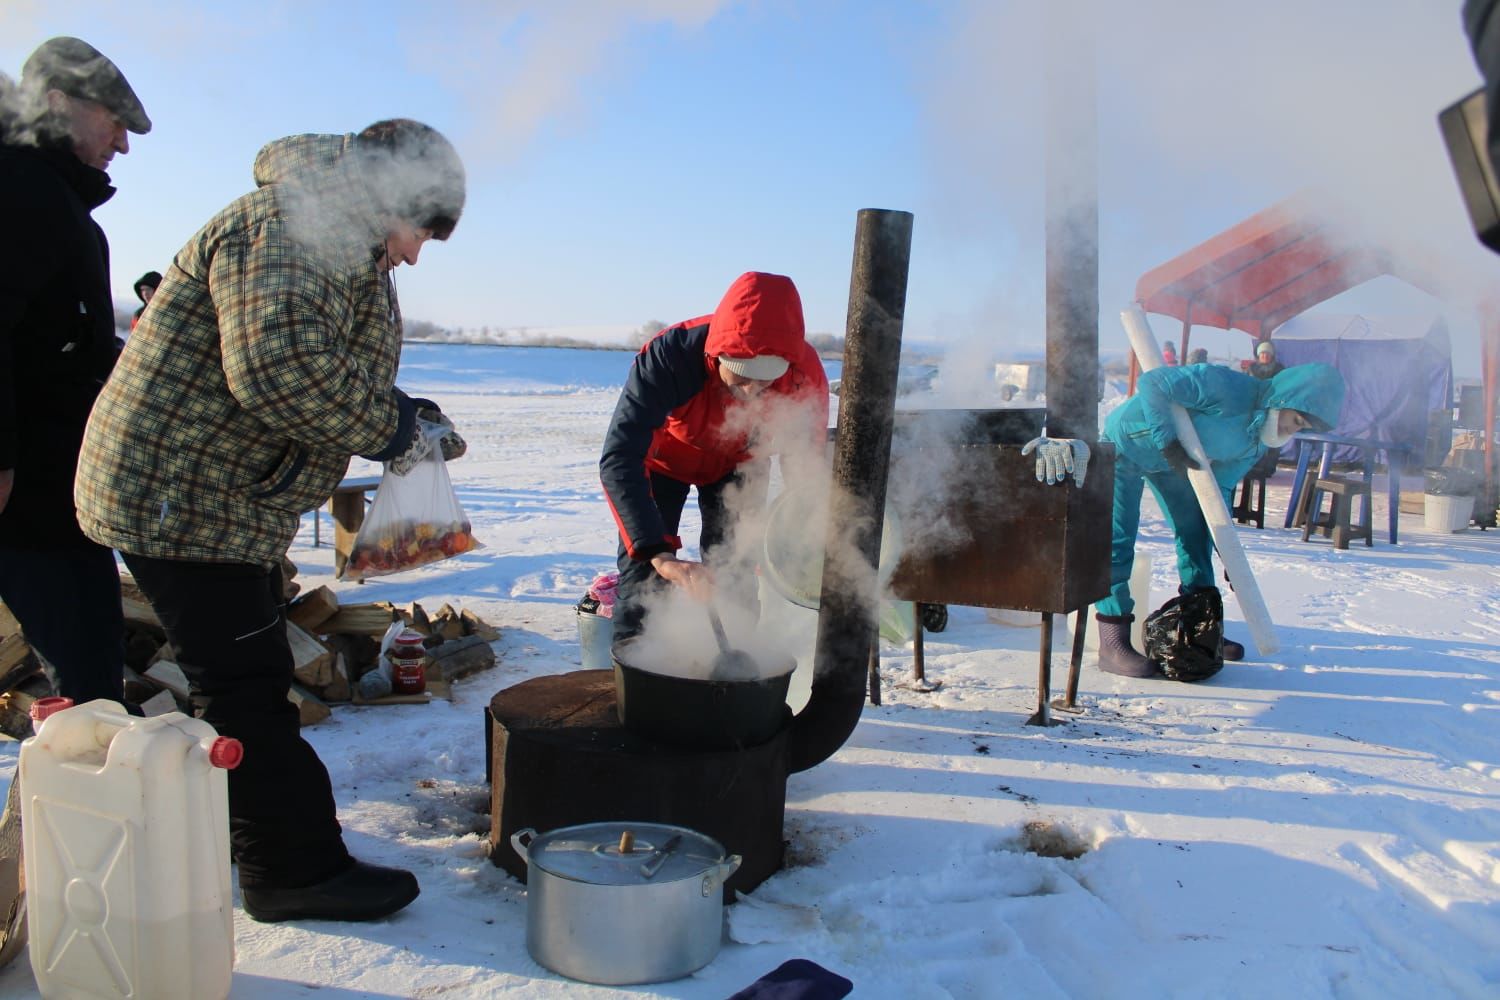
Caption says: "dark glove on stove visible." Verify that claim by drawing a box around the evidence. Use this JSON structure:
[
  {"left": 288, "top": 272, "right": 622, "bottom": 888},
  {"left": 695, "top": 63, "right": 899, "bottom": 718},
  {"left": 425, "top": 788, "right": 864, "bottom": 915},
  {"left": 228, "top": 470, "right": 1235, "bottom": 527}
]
[
  {"left": 409, "top": 397, "right": 467, "bottom": 461},
  {"left": 1162, "top": 440, "right": 1201, "bottom": 475}
]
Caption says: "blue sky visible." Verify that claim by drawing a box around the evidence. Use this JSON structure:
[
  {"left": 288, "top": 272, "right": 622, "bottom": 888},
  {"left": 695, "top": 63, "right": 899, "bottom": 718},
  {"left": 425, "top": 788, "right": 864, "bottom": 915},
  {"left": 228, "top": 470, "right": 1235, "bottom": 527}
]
[{"left": 3, "top": 1, "right": 1494, "bottom": 375}]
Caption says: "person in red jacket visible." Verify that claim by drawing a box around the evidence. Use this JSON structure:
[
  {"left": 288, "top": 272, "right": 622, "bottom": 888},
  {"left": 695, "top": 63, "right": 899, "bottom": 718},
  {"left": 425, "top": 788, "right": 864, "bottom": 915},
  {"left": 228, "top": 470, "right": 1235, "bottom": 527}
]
[{"left": 600, "top": 271, "right": 830, "bottom": 642}]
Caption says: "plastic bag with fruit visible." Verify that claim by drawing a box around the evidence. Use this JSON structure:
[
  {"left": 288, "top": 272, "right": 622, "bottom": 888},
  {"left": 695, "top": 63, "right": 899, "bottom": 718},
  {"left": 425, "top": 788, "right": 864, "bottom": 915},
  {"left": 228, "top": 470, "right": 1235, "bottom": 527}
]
[{"left": 340, "top": 420, "right": 480, "bottom": 581}]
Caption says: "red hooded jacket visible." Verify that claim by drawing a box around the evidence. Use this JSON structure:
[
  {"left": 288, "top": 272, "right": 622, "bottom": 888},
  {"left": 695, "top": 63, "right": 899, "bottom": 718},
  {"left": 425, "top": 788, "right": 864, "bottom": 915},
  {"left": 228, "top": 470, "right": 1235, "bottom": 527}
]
[{"left": 600, "top": 272, "right": 829, "bottom": 559}]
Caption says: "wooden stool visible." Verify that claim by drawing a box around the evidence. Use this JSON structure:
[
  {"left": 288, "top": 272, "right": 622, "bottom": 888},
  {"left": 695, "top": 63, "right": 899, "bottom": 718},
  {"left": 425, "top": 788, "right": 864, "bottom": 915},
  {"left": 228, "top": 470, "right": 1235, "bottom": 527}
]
[
  {"left": 1235, "top": 450, "right": 1278, "bottom": 528},
  {"left": 326, "top": 475, "right": 381, "bottom": 577},
  {"left": 1300, "top": 475, "right": 1372, "bottom": 549},
  {"left": 1233, "top": 472, "right": 1267, "bottom": 528}
]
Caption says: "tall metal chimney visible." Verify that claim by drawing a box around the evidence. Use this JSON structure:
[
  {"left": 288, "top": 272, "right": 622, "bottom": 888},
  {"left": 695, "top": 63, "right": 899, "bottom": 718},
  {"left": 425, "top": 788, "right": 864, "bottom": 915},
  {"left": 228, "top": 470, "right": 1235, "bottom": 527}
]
[
  {"left": 1042, "top": 12, "right": 1099, "bottom": 443},
  {"left": 789, "top": 208, "right": 913, "bottom": 773}
]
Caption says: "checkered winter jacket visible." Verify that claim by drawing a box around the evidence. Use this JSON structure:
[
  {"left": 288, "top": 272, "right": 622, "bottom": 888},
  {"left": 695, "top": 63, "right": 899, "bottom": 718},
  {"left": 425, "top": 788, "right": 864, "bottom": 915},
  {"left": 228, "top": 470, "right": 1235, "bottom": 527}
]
[{"left": 76, "top": 133, "right": 418, "bottom": 567}]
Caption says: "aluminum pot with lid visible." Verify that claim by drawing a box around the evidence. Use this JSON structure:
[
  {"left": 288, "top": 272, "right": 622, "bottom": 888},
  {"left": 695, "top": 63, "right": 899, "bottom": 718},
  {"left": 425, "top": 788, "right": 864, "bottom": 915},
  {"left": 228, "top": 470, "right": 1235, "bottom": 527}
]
[{"left": 511, "top": 820, "right": 742, "bottom": 985}]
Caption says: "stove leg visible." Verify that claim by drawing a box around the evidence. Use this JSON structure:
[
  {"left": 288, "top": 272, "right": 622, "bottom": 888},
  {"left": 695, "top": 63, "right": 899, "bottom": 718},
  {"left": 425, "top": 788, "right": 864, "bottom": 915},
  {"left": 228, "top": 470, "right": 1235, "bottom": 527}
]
[
  {"left": 1026, "top": 612, "right": 1064, "bottom": 727},
  {"left": 899, "top": 604, "right": 942, "bottom": 693},
  {"left": 911, "top": 608, "right": 925, "bottom": 682},
  {"left": 867, "top": 625, "right": 881, "bottom": 706},
  {"left": 1051, "top": 610, "right": 1087, "bottom": 715}
]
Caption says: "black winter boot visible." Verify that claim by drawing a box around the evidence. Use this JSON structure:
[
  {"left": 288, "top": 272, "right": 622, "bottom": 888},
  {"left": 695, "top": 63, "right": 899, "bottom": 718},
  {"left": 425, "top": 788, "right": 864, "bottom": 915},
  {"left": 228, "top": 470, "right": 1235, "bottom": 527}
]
[
  {"left": 1096, "top": 614, "right": 1160, "bottom": 678},
  {"left": 1221, "top": 637, "right": 1245, "bottom": 661},
  {"left": 241, "top": 860, "right": 419, "bottom": 923}
]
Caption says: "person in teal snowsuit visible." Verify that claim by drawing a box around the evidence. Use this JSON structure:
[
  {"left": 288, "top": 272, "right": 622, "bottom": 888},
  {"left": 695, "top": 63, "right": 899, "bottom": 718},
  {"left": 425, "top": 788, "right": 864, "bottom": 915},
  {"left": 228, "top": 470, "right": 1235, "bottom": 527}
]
[{"left": 1095, "top": 362, "right": 1346, "bottom": 677}]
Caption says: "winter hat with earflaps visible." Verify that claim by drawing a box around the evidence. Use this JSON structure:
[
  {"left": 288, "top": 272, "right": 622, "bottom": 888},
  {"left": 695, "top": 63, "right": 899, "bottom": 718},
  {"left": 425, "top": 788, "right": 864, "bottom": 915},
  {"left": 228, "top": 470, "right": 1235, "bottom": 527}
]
[{"left": 351, "top": 119, "right": 466, "bottom": 240}]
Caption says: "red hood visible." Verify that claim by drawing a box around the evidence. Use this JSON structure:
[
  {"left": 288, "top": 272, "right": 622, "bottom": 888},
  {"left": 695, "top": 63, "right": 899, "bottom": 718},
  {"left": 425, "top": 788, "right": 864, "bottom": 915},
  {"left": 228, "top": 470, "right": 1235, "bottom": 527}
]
[{"left": 705, "top": 272, "right": 806, "bottom": 361}]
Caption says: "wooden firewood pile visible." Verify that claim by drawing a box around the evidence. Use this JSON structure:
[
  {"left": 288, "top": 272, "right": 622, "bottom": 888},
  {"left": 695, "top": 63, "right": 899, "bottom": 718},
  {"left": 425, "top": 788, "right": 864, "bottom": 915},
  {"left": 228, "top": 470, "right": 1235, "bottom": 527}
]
[{"left": 0, "top": 559, "right": 500, "bottom": 738}]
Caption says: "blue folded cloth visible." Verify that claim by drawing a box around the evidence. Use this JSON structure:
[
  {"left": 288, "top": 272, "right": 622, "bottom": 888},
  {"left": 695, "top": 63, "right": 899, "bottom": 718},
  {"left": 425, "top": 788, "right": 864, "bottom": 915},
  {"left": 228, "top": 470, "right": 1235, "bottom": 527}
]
[{"left": 726, "top": 959, "right": 853, "bottom": 1000}]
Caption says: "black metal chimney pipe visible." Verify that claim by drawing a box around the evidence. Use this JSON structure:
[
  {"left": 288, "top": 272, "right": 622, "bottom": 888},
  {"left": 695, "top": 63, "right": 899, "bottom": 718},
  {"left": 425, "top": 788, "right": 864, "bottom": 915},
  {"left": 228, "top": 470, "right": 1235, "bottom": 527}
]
[
  {"left": 1042, "top": 13, "right": 1099, "bottom": 443},
  {"left": 789, "top": 208, "right": 912, "bottom": 775}
]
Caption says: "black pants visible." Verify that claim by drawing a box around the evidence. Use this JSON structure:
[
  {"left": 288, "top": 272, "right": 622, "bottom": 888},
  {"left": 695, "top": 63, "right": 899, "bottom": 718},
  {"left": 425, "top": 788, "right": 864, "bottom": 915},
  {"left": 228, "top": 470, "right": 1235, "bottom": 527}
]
[
  {"left": 0, "top": 541, "right": 125, "bottom": 704},
  {"left": 613, "top": 468, "right": 764, "bottom": 643},
  {"left": 121, "top": 553, "right": 351, "bottom": 889}
]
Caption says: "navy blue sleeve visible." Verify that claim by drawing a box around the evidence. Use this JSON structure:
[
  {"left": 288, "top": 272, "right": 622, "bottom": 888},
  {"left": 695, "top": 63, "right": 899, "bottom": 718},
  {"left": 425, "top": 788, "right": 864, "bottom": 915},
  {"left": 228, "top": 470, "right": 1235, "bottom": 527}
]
[
  {"left": 360, "top": 388, "right": 417, "bottom": 462},
  {"left": 600, "top": 325, "right": 708, "bottom": 559}
]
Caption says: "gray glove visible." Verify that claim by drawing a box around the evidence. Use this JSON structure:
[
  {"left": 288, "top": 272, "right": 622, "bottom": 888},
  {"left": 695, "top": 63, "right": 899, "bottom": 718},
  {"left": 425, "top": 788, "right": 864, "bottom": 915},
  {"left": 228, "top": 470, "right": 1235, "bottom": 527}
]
[
  {"left": 1020, "top": 436, "right": 1091, "bottom": 487},
  {"left": 415, "top": 406, "right": 467, "bottom": 461}
]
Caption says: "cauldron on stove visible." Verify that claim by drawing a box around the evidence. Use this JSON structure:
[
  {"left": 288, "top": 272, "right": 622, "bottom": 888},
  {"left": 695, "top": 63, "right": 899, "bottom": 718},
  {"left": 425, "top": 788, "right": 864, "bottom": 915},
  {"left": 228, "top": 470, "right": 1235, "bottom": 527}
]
[{"left": 613, "top": 638, "right": 795, "bottom": 750}]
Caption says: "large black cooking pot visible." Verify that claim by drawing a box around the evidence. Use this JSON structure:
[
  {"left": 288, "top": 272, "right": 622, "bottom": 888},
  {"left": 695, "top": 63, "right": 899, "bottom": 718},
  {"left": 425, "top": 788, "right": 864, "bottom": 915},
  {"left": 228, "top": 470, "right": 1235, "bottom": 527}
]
[{"left": 612, "top": 638, "right": 794, "bottom": 751}]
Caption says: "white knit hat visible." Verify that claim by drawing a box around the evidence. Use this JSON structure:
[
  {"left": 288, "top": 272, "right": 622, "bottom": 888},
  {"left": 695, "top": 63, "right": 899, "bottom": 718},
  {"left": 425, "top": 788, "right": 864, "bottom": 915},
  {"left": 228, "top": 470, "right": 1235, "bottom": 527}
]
[{"left": 719, "top": 354, "right": 789, "bottom": 380}]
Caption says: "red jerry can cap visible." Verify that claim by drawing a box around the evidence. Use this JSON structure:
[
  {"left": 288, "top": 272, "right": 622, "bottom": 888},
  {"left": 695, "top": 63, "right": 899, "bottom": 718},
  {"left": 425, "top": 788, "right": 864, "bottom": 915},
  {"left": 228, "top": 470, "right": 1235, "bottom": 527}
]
[
  {"left": 29, "top": 696, "right": 74, "bottom": 722},
  {"left": 208, "top": 737, "right": 245, "bottom": 769}
]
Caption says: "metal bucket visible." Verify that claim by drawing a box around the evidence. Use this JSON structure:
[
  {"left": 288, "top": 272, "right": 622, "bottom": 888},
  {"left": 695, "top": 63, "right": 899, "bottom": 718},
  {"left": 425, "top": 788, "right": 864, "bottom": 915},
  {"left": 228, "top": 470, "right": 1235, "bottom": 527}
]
[{"left": 577, "top": 608, "right": 613, "bottom": 669}]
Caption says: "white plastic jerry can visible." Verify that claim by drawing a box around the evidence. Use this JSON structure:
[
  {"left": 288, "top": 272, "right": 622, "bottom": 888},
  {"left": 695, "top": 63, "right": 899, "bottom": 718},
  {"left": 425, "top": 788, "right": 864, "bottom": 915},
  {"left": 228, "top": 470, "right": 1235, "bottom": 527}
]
[{"left": 19, "top": 698, "right": 242, "bottom": 1000}]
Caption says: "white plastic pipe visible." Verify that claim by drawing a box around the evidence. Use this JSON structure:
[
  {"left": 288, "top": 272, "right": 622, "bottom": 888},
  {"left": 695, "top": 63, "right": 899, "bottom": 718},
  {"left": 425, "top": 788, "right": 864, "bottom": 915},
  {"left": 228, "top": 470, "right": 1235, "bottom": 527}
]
[{"left": 1120, "top": 304, "right": 1279, "bottom": 655}]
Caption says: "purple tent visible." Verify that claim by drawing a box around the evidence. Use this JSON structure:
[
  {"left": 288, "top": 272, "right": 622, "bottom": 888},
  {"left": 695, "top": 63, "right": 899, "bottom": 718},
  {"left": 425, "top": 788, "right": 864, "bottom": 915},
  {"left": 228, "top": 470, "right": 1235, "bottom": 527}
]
[{"left": 1269, "top": 314, "right": 1453, "bottom": 466}]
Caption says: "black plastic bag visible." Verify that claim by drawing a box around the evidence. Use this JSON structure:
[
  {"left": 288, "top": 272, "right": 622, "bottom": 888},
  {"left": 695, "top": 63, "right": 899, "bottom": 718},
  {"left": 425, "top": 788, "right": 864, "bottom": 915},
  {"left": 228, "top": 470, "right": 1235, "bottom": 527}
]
[
  {"left": 1425, "top": 467, "right": 1480, "bottom": 497},
  {"left": 920, "top": 603, "right": 949, "bottom": 633},
  {"left": 1144, "top": 588, "right": 1225, "bottom": 682}
]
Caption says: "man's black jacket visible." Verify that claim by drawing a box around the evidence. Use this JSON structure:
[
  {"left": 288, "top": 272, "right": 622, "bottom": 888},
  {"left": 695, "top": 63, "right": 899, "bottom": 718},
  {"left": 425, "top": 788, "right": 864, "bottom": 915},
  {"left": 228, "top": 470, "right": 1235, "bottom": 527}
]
[{"left": 0, "top": 134, "right": 120, "bottom": 548}]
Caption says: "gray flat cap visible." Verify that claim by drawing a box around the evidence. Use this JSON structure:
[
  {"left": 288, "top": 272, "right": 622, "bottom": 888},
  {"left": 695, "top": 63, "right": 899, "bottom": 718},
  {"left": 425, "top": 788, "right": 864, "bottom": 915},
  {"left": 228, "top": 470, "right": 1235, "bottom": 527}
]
[{"left": 21, "top": 36, "right": 151, "bottom": 134}]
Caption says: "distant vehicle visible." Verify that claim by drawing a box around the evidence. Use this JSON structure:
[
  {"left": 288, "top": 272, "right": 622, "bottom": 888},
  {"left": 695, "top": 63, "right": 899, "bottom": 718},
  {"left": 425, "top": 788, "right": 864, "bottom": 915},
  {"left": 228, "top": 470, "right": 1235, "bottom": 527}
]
[
  {"left": 829, "top": 364, "right": 937, "bottom": 397},
  {"left": 993, "top": 361, "right": 1044, "bottom": 400}
]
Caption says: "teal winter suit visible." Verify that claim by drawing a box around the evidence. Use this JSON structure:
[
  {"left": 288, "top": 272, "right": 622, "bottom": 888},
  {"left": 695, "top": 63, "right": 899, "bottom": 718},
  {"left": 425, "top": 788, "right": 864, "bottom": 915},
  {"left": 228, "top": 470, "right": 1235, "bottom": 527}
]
[{"left": 1096, "top": 362, "right": 1346, "bottom": 618}]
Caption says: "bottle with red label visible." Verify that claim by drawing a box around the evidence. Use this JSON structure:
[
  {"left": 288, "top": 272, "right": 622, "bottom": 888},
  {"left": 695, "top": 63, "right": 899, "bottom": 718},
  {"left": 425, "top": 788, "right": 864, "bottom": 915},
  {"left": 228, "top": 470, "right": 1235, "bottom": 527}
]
[{"left": 389, "top": 628, "right": 428, "bottom": 695}]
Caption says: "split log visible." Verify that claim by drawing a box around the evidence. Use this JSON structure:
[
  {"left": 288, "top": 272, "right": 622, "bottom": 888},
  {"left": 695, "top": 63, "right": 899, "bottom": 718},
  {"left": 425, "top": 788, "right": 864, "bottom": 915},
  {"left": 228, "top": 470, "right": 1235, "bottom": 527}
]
[
  {"left": 319, "top": 603, "right": 396, "bottom": 637},
  {"left": 288, "top": 682, "right": 331, "bottom": 726},
  {"left": 288, "top": 586, "right": 340, "bottom": 632},
  {"left": 123, "top": 666, "right": 156, "bottom": 706},
  {"left": 121, "top": 596, "right": 164, "bottom": 636},
  {"left": 432, "top": 604, "right": 465, "bottom": 641},
  {"left": 117, "top": 575, "right": 148, "bottom": 605},
  {"left": 287, "top": 622, "right": 334, "bottom": 689},
  {"left": 124, "top": 629, "right": 161, "bottom": 672},
  {"left": 461, "top": 609, "right": 501, "bottom": 641},
  {"left": 0, "top": 676, "right": 52, "bottom": 739},
  {"left": 0, "top": 633, "right": 39, "bottom": 693},
  {"left": 144, "top": 660, "right": 192, "bottom": 704},
  {"left": 0, "top": 601, "right": 18, "bottom": 636},
  {"left": 406, "top": 602, "right": 431, "bottom": 635},
  {"left": 427, "top": 634, "right": 496, "bottom": 683},
  {"left": 352, "top": 688, "right": 431, "bottom": 706},
  {"left": 138, "top": 689, "right": 179, "bottom": 717},
  {"left": 326, "top": 633, "right": 380, "bottom": 680},
  {"left": 322, "top": 654, "right": 352, "bottom": 703},
  {"left": 145, "top": 641, "right": 176, "bottom": 668}
]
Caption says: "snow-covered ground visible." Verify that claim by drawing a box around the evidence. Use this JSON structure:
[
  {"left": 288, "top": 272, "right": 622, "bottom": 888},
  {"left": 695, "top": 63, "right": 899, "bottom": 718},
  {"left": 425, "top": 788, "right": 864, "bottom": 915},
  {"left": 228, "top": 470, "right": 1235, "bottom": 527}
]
[{"left": 3, "top": 342, "right": 1499, "bottom": 999}]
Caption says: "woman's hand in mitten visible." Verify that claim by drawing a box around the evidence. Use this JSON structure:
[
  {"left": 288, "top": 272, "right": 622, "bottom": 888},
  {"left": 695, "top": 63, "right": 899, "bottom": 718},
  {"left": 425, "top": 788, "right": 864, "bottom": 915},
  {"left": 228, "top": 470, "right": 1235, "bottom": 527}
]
[{"left": 387, "top": 425, "right": 434, "bottom": 476}]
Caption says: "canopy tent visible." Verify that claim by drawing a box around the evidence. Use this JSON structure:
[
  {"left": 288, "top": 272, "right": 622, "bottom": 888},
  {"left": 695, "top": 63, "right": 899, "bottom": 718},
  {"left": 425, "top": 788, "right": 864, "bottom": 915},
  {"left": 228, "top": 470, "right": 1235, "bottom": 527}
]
[
  {"left": 1130, "top": 192, "right": 1499, "bottom": 511},
  {"left": 1270, "top": 314, "right": 1453, "bottom": 465}
]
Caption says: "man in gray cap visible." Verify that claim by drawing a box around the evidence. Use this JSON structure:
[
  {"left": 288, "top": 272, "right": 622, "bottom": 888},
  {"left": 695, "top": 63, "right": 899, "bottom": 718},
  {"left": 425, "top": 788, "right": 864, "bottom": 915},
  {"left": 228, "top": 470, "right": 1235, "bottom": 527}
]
[{"left": 0, "top": 37, "right": 149, "bottom": 965}]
